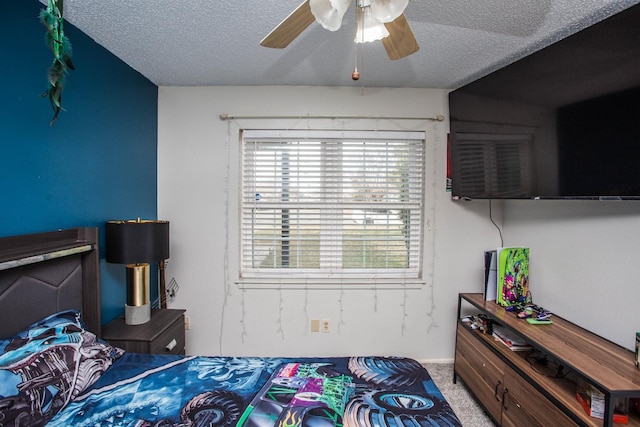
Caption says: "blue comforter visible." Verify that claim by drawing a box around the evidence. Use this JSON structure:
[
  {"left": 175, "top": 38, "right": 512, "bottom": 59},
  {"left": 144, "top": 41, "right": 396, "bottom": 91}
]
[{"left": 47, "top": 353, "right": 462, "bottom": 426}]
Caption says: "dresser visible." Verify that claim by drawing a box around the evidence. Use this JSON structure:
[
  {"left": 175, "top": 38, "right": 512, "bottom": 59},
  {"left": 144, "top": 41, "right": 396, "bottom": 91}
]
[{"left": 455, "top": 293, "right": 640, "bottom": 426}]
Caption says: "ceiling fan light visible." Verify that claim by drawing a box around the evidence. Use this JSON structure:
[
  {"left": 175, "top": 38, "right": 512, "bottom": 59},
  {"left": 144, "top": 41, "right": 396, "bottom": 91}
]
[
  {"left": 369, "top": 0, "right": 409, "bottom": 23},
  {"left": 355, "top": 7, "right": 390, "bottom": 43},
  {"left": 310, "top": 0, "right": 352, "bottom": 31}
]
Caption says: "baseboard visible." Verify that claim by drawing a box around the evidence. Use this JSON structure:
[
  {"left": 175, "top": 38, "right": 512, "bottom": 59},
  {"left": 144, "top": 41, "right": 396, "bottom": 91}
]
[{"left": 417, "top": 358, "right": 454, "bottom": 365}]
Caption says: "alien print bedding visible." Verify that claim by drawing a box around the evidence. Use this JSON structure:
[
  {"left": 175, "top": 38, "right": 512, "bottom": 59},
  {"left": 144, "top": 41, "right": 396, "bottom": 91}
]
[{"left": 0, "top": 311, "right": 461, "bottom": 427}]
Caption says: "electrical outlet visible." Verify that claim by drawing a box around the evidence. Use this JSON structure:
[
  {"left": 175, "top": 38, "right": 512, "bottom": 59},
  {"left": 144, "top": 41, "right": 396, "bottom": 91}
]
[
  {"left": 184, "top": 316, "right": 191, "bottom": 330},
  {"left": 321, "top": 319, "right": 330, "bottom": 333},
  {"left": 310, "top": 319, "right": 320, "bottom": 333}
]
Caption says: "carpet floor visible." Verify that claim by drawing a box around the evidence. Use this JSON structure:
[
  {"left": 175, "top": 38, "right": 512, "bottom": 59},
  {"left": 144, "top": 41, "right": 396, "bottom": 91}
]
[{"left": 424, "top": 363, "right": 497, "bottom": 426}]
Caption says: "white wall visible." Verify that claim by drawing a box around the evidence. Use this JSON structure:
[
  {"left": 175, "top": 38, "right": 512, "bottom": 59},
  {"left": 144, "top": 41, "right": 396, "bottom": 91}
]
[
  {"left": 158, "top": 86, "right": 501, "bottom": 361},
  {"left": 503, "top": 200, "right": 640, "bottom": 351}
]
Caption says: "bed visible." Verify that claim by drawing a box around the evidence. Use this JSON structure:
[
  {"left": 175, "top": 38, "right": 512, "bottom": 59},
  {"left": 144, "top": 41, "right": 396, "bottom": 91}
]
[{"left": 0, "top": 227, "right": 462, "bottom": 427}]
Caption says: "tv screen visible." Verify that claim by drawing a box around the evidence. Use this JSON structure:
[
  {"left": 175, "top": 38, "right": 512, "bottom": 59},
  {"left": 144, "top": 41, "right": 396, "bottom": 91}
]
[{"left": 449, "top": 3, "right": 640, "bottom": 200}]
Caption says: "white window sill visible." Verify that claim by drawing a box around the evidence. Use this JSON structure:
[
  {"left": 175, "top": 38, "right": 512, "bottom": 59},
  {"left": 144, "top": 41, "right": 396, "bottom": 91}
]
[{"left": 235, "top": 278, "right": 425, "bottom": 290}]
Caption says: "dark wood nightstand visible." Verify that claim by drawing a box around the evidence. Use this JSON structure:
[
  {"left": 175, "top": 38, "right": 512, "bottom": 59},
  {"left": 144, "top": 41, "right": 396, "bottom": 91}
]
[{"left": 102, "top": 308, "right": 186, "bottom": 355}]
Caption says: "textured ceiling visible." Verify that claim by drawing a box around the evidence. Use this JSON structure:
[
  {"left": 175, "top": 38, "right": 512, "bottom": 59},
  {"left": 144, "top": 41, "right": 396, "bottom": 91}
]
[{"left": 54, "top": 0, "right": 639, "bottom": 89}]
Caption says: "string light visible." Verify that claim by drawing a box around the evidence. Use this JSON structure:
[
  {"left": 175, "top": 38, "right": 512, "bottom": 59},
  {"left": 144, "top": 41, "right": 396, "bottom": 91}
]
[
  {"left": 276, "top": 286, "right": 285, "bottom": 339},
  {"left": 401, "top": 283, "right": 408, "bottom": 336},
  {"left": 338, "top": 284, "right": 346, "bottom": 332},
  {"left": 218, "top": 118, "right": 233, "bottom": 354},
  {"left": 426, "top": 121, "right": 439, "bottom": 333},
  {"left": 241, "top": 289, "right": 248, "bottom": 342}
]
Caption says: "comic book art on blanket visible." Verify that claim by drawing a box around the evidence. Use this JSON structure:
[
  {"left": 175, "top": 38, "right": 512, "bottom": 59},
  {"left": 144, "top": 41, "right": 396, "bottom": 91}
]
[{"left": 0, "top": 312, "right": 461, "bottom": 427}]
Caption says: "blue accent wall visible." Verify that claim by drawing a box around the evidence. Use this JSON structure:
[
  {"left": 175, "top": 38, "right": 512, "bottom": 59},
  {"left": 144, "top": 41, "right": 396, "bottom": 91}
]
[{"left": 4, "top": 0, "right": 159, "bottom": 324}]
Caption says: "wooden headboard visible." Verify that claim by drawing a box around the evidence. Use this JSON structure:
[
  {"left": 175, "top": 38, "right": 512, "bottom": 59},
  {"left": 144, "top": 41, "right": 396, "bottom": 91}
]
[{"left": 0, "top": 227, "right": 101, "bottom": 338}]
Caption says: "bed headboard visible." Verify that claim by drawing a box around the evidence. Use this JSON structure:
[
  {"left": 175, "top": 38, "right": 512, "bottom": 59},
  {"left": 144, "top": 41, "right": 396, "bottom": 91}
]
[{"left": 0, "top": 227, "right": 101, "bottom": 338}]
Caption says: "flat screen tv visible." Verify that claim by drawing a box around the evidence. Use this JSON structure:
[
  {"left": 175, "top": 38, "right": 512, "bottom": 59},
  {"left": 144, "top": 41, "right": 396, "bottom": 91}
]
[{"left": 448, "top": 3, "right": 640, "bottom": 200}]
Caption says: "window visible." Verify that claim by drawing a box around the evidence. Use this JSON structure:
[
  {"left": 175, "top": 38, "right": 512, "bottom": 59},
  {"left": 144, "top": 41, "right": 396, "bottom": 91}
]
[{"left": 240, "top": 129, "right": 425, "bottom": 286}]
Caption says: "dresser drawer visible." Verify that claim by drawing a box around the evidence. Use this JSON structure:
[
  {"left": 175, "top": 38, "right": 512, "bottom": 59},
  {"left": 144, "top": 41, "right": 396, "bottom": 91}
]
[
  {"left": 455, "top": 324, "right": 505, "bottom": 421},
  {"left": 502, "top": 370, "right": 576, "bottom": 427},
  {"left": 102, "top": 309, "right": 186, "bottom": 355},
  {"left": 149, "top": 314, "right": 186, "bottom": 355}
]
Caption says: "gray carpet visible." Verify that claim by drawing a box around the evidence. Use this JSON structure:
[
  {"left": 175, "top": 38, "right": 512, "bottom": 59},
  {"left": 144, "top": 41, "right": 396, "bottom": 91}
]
[{"left": 424, "top": 363, "right": 497, "bottom": 426}]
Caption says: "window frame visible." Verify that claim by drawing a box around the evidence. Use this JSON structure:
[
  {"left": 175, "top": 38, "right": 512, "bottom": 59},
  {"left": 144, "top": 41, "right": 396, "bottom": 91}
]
[{"left": 238, "top": 129, "right": 427, "bottom": 288}]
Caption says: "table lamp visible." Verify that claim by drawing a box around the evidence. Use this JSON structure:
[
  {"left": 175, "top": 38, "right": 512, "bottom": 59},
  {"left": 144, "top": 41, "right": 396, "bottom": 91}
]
[{"left": 106, "top": 219, "right": 170, "bottom": 325}]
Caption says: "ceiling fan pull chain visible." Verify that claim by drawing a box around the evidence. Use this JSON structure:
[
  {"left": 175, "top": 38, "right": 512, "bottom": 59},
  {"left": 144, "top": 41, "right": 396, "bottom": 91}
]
[{"left": 352, "top": 5, "right": 361, "bottom": 80}]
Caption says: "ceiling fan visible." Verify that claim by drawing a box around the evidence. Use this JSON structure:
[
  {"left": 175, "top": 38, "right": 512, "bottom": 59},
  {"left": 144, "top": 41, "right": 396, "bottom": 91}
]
[{"left": 260, "top": 0, "right": 419, "bottom": 61}]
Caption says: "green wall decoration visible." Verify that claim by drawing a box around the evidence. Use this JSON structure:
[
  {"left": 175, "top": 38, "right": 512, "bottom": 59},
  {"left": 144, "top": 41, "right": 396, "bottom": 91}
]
[{"left": 40, "top": 0, "right": 74, "bottom": 125}]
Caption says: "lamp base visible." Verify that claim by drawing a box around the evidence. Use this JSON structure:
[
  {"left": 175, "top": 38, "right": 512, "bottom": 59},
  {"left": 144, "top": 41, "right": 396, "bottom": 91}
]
[{"left": 125, "top": 303, "right": 151, "bottom": 325}]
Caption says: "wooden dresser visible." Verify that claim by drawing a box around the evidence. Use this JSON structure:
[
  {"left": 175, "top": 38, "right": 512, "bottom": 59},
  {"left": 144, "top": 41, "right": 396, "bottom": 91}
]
[{"left": 455, "top": 293, "right": 640, "bottom": 427}]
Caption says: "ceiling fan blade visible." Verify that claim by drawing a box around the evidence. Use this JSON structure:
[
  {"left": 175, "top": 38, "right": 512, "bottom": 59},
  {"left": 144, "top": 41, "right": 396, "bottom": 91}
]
[
  {"left": 260, "top": 0, "right": 316, "bottom": 49},
  {"left": 382, "top": 14, "right": 419, "bottom": 60}
]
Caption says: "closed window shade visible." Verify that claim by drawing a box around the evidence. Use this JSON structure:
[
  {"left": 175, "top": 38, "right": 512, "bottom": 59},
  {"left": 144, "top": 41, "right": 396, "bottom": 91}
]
[{"left": 240, "top": 129, "right": 425, "bottom": 285}]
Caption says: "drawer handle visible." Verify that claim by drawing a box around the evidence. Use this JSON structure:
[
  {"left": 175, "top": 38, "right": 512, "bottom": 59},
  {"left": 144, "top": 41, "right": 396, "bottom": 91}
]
[
  {"left": 502, "top": 388, "right": 509, "bottom": 410},
  {"left": 165, "top": 338, "right": 177, "bottom": 352},
  {"left": 494, "top": 380, "right": 502, "bottom": 401}
]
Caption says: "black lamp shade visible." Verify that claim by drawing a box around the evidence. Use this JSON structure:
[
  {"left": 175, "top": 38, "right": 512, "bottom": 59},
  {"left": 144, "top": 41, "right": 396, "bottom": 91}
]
[{"left": 106, "top": 220, "right": 170, "bottom": 264}]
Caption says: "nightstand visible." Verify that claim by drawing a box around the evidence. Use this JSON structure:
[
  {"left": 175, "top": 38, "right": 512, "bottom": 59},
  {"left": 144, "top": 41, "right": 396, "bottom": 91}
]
[{"left": 102, "top": 308, "right": 186, "bottom": 355}]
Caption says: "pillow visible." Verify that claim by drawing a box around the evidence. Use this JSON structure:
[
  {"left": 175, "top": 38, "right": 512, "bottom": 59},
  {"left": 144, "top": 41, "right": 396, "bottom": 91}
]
[{"left": 0, "top": 310, "right": 123, "bottom": 427}]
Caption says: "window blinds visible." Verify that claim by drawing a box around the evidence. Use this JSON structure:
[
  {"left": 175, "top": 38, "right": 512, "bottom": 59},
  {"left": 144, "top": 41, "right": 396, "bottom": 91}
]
[{"left": 240, "top": 130, "right": 425, "bottom": 283}]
